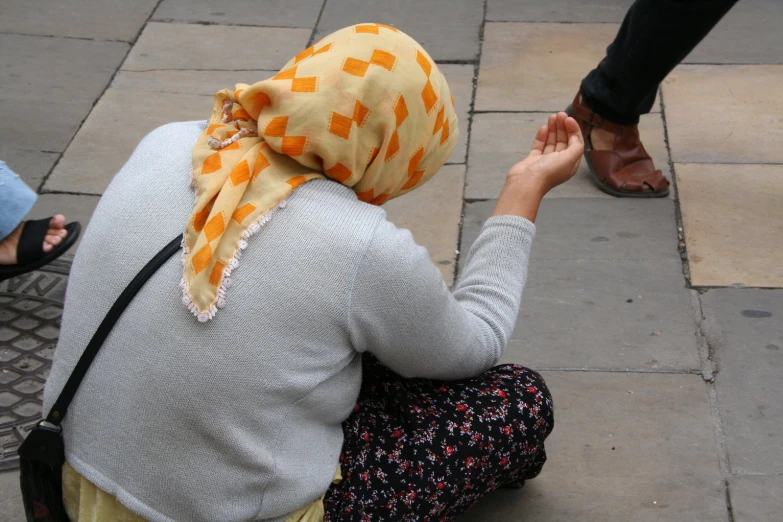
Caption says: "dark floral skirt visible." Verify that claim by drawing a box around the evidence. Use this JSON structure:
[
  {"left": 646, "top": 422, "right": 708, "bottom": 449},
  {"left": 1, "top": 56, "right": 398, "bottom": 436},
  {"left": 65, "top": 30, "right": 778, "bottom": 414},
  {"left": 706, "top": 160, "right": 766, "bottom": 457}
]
[{"left": 323, "top": 354, "right": 555, "bottom": 521}]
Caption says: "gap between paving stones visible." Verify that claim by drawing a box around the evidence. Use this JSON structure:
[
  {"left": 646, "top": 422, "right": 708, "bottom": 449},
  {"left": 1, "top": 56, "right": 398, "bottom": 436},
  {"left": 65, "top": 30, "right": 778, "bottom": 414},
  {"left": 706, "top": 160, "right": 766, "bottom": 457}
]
[
  {"left": 150, "top": 19, "right": 312, "bottom": 29},
  {"left": 661, "top": 80, "right": 734, "bottom": 515},
  {"left": 730, "top": 472, "right": 783, "bottom": 477},
  {"left": 690, "top": 290, "right": 717, "bottom": 382},
  {"left": 38, "top": 190, "right": 105, "bottom": 197},
  {"left": 658, "top": 88, "right": 693, "bottom": 287},
  {"left": 308, "top": 0, "right": 328, "bottom": 47},
  {"left": 114, "top": 68, "right": 287, "bottom": 72},
  {"left": 0, "top": 31, "right": 131, "bottom": 43},
  {"left": 485, "top": 21, "right": 620, "bottom": 25},
  {"left": 452, "top": 0, "right": 488, "bottom": 283},
  {"left": 523, "top": 368, "right": 705, "bottom": 374},
  {"left": 690, "top": 290, "right": 732, "bottom": 499},
  {"left": 432, "top": 60, "right": 479, "bottom": 65},
  {"left": 725, "top": 479, "right": 736, "bottom": 522},
  {"left": 474, "top": 109, "right": 657, "bottom": 114}
]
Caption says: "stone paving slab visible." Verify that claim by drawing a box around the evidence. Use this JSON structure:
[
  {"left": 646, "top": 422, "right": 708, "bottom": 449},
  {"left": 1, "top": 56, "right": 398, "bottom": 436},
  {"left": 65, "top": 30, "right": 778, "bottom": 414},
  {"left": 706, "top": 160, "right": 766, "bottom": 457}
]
[
  {"left": 384, "top": 165, "right": 465, "bottom": 285},
  {"left": 44, "top": 89, "right": 210, "bottom": 194},
  {"left": 504, "top": 259, "right": 699, "bottom": 371},
  {"left": 459, "top": 371, "right": 726, "bottom": 522},
  {"left": 701, "top": 289, "right": 783, "bottom": 475},
  {"left": 677, "top": 164, "right": 783, "bottom": 288},
  {"left": 153, "top": 0, "right": 324, "bottom": 28},
  {"left": 315, "top": 0, "right": 485, "bottom": 62},
  {"left": 476, "top": 22, "right": 660, "bottom": 112},
  {"left": 0, "top": 147, "right": 58, "bottom": 192},
  {"left": 487, "top": 0, "right": 632, "bottom": 22},
  {"left": 663, "top": 65, "right": 783, "bottom": 164},
  {"left": 0, "top": 470, "right": 23, "bottom": 521},
  {"left": 683, "top": 0, "right": 783, "bottom": 65},
  {"left": 486, "top": 1, "right": 782, "bottom": 65},
  {"left": 729, "top": 475, "right": 783, "bottom": 522},
  {"left": 466, "top": 112, "right": 669, "bottom": 199},
  {"left": 0, "top": 34, "right": 129, "bottom": 152},
  {"left": 439, "top": 65, "right": 473, "bottom": 165},
  {"left": 111, "top": 70, "right": 278, "bottom": 96},
  {"left": 466, "top": 199, "right": 681, "bottom": 263},
  {"left": 460, "top": 200, "right": 699, "bottom": 371},
  {"left": 0, "top": 0, "right": 158, "bottom": 42},
  {"left": 123, "top": 23, "right": 310, "bottom": 72}
]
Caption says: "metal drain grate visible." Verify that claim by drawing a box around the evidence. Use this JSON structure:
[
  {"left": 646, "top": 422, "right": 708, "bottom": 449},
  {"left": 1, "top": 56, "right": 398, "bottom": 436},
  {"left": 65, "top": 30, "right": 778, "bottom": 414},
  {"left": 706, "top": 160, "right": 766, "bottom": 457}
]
[{"left": 0, "top": 256, "right": 72, "bottom": 470}]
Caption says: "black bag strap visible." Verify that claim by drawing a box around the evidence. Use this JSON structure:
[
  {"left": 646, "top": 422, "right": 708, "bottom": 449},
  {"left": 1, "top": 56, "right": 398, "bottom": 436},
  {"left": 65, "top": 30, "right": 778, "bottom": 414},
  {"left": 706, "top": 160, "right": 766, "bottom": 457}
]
[{"left": 45, "top": 234, "right": 183, "bottom": 426}]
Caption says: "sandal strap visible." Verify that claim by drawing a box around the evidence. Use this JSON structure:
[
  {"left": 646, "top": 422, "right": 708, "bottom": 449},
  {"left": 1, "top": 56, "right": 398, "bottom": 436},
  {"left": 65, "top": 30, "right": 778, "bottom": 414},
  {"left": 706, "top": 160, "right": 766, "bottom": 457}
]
[
  {"left": 571, "top": 95, "right": 634, "bottom": 136},
  {"left": 607, "top": 165, "right": 669, "bottom": 192},
  {"left": 588, "top": 150, "right": 669, "bottom": 192},
  {"left": 16, "top": 218, "right": 53, "bottom": 266}
]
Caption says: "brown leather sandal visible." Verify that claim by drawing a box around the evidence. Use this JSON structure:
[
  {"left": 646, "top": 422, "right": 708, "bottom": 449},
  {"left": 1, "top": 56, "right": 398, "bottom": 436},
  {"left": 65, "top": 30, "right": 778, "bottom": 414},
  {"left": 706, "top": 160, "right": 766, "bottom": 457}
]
[{"left": 566, "top": 93, "right": 669, "bottom": 198}]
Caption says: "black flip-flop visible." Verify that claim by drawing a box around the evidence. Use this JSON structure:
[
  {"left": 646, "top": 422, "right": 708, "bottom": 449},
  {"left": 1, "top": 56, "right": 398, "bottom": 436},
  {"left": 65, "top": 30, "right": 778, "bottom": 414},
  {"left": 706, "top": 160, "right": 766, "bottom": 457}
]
[{"left": 0, "top": 218, "right": 81, "bottom": 282}]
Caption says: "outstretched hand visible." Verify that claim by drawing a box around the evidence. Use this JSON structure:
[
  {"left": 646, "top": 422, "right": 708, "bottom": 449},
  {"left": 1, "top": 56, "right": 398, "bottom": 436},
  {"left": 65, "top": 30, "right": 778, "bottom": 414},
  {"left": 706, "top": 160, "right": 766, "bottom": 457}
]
[
  {"left": 507, "top": 112, "right": 584, "bottom": 194},
  {"left": 492, "top": 112, "right": 584, "bottom": 221}
]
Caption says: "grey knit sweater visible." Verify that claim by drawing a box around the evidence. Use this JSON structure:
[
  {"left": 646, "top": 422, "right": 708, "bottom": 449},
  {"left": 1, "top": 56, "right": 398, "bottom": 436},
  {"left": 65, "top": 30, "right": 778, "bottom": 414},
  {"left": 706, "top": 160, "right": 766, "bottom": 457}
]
[{"left": 42, "top": 121, "right": 536, "bottom": 522}]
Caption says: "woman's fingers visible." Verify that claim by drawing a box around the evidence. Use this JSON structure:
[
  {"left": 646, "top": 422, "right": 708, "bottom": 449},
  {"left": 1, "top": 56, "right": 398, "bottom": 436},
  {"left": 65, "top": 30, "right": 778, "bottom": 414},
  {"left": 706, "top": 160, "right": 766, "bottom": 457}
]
[
  {"left": 529, "top": 124, "right": 549, "bottom": 156},
  {"left": 563, "top": 117, "right": 585, "bottom": 175},
  {"left": 564, "top": 116, "right": 583, "bottom": 145},
  {"left": 565, "top": 134, "right": 584, "bottom": 159},
  {"left": 555, "top": 112, "right": 568, "bottom": 152},
  {"left": 543, "top": 114, "right": 557, "bottom": 154}
]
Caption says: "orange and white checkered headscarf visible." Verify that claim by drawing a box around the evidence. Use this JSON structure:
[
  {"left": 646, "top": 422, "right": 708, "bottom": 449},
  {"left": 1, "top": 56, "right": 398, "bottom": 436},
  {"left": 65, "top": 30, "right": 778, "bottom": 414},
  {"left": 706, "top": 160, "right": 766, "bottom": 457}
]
[{"left": 182, "top": 24, "right": 459, "bottom": 321}]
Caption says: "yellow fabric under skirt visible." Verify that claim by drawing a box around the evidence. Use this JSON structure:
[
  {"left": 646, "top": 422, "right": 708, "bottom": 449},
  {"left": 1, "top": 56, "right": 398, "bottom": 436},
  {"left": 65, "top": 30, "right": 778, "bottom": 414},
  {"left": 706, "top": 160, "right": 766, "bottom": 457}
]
[{"left": 62, "top": 462, "right": 340, "bottom": 522}]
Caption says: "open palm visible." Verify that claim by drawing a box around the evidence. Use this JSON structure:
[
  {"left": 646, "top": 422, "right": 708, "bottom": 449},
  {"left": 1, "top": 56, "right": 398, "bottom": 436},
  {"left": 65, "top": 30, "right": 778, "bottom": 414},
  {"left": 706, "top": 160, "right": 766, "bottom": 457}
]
[{"left": 508, "top": 112, "right": 584, "bottom": 193}]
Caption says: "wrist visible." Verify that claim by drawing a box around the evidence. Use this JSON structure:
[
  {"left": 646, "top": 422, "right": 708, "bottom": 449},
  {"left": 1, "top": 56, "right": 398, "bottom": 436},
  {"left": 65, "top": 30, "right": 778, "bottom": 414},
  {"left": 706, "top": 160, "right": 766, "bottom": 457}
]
[
  {"left": 492, "top": 177, "right": 546, "bottom": 222},
  {"left": 503, "top": 174, "right": 549, "bottom": 199}
]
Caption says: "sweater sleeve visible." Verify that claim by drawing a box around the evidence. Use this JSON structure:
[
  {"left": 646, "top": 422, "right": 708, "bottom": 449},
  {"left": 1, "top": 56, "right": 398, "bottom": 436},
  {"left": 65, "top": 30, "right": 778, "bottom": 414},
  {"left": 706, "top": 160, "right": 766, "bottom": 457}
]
[{"left": 348, "top": 215, "right": 536, "bottom": 380}]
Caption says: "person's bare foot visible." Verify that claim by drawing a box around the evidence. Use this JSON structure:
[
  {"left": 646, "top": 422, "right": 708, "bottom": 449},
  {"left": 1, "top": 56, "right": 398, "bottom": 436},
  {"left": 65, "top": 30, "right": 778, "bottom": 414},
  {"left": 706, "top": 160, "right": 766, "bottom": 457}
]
[{"left": 0, "top": 215, "right": 68, "bottom": 265}]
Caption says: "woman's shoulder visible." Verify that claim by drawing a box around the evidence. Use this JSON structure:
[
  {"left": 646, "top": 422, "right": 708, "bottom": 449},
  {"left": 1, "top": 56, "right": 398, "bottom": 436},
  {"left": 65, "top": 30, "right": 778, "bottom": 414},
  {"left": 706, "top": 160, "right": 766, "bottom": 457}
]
[{"left": 135, "top": 120, "right": 207, "bottom": 153}]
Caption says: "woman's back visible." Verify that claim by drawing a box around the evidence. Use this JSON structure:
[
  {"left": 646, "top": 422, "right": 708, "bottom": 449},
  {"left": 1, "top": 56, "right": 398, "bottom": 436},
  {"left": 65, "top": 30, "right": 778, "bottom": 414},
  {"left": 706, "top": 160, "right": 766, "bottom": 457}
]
[
  {"left": 43, "top": 121, "right": 385, "bottom": 521},
  {"left": 38, "top": 22, "right": 583, "bottom": 520}
]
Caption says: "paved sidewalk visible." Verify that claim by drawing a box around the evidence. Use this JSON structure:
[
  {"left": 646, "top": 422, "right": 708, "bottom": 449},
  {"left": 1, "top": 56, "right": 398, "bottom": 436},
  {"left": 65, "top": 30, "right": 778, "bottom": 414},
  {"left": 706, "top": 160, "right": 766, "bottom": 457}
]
[{"left": 1, "top": 1, "right": 782, "bottom": 520}]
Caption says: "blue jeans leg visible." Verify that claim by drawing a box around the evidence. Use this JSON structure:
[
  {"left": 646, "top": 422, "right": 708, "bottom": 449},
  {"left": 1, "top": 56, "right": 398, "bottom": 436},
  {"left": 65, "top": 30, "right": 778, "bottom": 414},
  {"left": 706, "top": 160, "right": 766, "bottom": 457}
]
[{"left": 0, "top": 160, "right": 38, "bottom": 241}]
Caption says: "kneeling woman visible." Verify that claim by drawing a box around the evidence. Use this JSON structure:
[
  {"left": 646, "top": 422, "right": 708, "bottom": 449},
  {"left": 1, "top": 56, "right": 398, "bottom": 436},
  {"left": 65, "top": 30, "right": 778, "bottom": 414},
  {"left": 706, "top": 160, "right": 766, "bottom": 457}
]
[{"left": 44, "top": 24, "right": 582, "bottom": 522}]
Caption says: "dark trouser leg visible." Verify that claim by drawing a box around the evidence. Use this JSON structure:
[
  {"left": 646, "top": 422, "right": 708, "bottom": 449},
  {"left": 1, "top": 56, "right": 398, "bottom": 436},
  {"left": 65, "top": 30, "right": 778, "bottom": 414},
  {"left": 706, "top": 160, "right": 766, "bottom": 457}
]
[
  {"left": 323, "top": 354, "right": 555, "bottom": 522},
  {"left": 580, "top": 0, "right": 739, "bottom": 124}
]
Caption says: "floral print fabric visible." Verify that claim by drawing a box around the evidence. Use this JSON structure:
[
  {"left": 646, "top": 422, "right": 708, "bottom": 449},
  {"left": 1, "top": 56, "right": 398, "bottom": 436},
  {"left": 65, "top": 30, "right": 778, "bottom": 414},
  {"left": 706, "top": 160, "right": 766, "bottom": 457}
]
[{"left": 324, "top": 354, "right": 555, "bottom": 521}]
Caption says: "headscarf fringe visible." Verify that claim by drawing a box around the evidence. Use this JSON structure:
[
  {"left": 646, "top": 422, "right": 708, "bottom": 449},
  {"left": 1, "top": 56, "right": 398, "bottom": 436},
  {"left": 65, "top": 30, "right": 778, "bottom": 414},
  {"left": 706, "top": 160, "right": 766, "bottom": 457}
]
[
  {"left": 179, "top": 199, "right": 287, "bottom": 322},
  {"left": 208, "top": 127, "right": 256, "bottom": 149}
]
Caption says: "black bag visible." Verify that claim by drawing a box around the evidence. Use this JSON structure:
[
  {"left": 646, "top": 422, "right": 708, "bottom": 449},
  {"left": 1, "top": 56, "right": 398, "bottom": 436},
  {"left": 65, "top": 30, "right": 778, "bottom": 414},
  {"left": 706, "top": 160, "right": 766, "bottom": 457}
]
[{"left": 18, "top": 235, "right": 183, "bottom": 522}]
